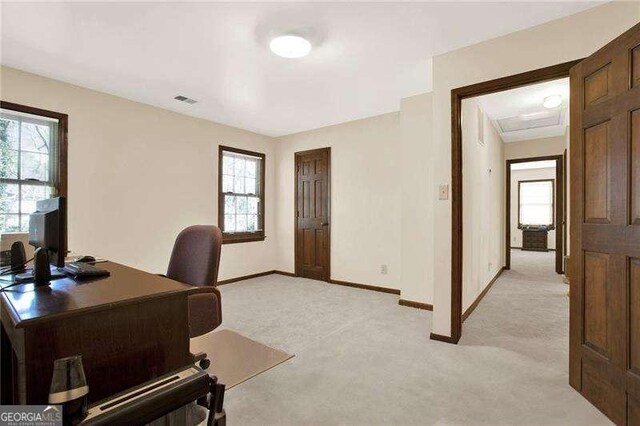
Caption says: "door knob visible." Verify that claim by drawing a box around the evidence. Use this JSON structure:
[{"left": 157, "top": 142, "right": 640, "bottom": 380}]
[{"left": 321, "top": 222, "right": 329, "bottom": 226}]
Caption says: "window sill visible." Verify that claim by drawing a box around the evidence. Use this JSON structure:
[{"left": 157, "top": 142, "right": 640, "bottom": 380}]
[{"left": 222, "top": 234, "right": 266, "bottom": 245}]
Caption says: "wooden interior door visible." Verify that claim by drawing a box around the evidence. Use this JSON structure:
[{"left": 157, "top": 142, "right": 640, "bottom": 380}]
[
  {"left": 295, "top": 148, "right": 330, "bottom": 281},
  {"left": 569, "top": 22, "right": 640, "bottom": 425}
]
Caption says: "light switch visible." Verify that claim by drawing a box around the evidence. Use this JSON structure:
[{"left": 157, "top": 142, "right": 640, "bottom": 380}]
[{"left": 439, "top": 184, "right": 449, "bottom": 200}]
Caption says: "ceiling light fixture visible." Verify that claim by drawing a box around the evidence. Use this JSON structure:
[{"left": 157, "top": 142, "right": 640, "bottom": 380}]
[
  {"left": 269, "top": 35, "right": 312, "bottom": 59},
  {"left": 543, "top": 95, "right": 562, "bottom": 109}
]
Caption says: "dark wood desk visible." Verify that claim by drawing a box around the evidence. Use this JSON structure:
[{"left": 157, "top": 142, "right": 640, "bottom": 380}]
[{"left": 1, "top": 262, "right": 195, "bottom": 405}]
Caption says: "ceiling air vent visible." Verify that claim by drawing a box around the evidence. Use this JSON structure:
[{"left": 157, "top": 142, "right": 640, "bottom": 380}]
[
  {"left": 174, "top": 95, "right": 197, "bottom": 105},
  {"left": 497, "top": 110, "right": 563, "bottom": 133}
]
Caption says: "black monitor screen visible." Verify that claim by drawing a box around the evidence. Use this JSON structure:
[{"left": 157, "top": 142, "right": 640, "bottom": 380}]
[{"left": 28, "top": 197, "right": 67, "bottom": 267}]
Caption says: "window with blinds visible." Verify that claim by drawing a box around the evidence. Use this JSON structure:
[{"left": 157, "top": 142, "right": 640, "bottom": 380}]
[
  {"left": 218, "top": 146, "right": 265, "bottom": 244},
  {"left": 0, "top": 105, "right": 66, "bottom": 233},
  {"left": 518, "top": 179, "right": 554, "bottom": 227}
]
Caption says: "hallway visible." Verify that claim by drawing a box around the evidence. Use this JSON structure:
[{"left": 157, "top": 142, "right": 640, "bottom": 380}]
[{"left": 461, "top": 249, "right": 571, "bottom": 365}]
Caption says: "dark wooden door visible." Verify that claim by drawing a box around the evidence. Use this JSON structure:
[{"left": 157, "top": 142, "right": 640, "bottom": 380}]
[
  {"left": 295, "top": 148, "right": 330, "bottom": 281},
  {"left": 569, "top": 22, "right": 640, "bottom": 425}
]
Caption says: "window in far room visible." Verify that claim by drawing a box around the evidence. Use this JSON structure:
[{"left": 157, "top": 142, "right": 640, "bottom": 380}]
[
  {"left": 518, "top": 179, "right": 554, "bottom": 227},
  {"left": 0, "top": 103, "right": 67, "bottom": 233},
  {"left": 218, "top": 146, "right": 265, "bottom": 244}
]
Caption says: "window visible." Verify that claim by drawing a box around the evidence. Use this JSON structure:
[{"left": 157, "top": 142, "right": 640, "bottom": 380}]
[
  {"left": 518, "top": 179, "right": 554, "bottom": 228},
  {"left": 0, "top": 102, "right": 67, "bottom": 233},
  {"left": 218, "top": 146, "right": 265, "bottom": 244}
]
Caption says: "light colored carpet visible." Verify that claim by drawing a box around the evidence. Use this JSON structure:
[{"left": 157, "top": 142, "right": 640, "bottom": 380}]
[{"left": 216, "top": 250, "right": 611, "bottom": 425}]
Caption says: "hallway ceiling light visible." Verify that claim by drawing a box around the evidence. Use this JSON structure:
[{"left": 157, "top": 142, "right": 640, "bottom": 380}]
[
  {"left": 543, "top": 95, "right": 562, "bottom": 109},
  {"left": 269, "top": 35, "right": 312, "bottom": 58}
]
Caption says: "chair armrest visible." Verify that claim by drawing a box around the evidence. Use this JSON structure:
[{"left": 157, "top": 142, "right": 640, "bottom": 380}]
[
  {"left": 190, "top": 286, "right": 222, "bottom": 322},
  {"left": 189, "top": 285, "right": 221, "bottom": 299}
]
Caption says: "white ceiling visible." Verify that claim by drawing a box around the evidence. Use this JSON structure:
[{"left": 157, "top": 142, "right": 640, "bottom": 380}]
[
  {"left": 477, "top": 78, "right": 570, "bottom": 143},
  {"left": 1, "top": 3, "right": 598, "bottom": 136}
]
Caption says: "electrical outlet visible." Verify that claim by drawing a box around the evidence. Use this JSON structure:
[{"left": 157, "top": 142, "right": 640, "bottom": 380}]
[
  {"left": 381, "top": 264, "right": 388, "bottom": 275},
  {"left": 439, "top": 184, "right": 449, "bottom": 200}
]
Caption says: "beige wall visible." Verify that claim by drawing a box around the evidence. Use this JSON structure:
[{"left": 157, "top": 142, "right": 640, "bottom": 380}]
[
  {"left": 509, "top": 167, "right": 557, "bottom": 250},
  {"left": 0, "top": 66, "right": 278, "bottom": 280},
  {"left": 273, "top": 112, "right": 403, "bottom": 290},
  {"left": 400, "top": 93, "right": 434, "bottom": 304},
  {"left": 462, "top": 98, "right": 505, "bottom": 311},
  {"left": 504, "top": 135, "right": 567, "bottom": 160},
  {"left": 273, "top": 94, "right": 434, "bottom": 303},
  {"left": 431, "top": 2, "right": 640, "bottom": 337}
]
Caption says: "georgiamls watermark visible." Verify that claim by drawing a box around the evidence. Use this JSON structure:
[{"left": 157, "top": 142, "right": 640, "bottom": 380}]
[{"left": 0, "top": 405, "right": 62, "bottom": 426}]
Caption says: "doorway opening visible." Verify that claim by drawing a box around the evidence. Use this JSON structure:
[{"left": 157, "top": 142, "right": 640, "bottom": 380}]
[
  {"left": 443, "top": 60, "right": 578, "bottom": 345},
  {"left": 456, "top": 77, "right": 569, "bottom": 328},
  {"left": 506, "top": 155, "right": 565, "bottom": 274}
]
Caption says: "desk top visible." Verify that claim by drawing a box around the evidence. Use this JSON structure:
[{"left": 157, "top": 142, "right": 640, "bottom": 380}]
[{"left": 0, "top": 262, "right": 194, "bottom": 328}]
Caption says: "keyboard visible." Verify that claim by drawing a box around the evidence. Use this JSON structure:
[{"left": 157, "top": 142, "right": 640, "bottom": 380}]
[{"left": 63, "top": 262, "right": 111, "bottom": 278}]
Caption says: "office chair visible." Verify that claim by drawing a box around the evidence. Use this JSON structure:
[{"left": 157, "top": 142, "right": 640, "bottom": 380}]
[{"left": 167, "top": 225, "right": 223, "bottom": 338}]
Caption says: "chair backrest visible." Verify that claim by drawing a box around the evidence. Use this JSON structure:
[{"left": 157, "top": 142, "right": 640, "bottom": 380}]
[{"left": 166, "top": 225, "right": 222, "bottom": 287}]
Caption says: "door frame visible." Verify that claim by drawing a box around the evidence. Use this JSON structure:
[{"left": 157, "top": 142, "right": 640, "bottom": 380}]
[
  {"left": 294, "top": 147, "right": 331, "bottom": 281},
  {"left": 445, "top": 59, "right": 580, "bottom": 344},
  {"left": 505, "top": 155, "right": 564, "bottom": 273}
]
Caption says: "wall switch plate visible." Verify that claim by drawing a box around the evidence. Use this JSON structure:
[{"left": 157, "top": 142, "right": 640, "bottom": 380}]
[
  {"left": 439, "top": 184, "right": 449, "bottom": 200},
  {"left": 381, "top": 264, "right": 388, "bottom": 275}
]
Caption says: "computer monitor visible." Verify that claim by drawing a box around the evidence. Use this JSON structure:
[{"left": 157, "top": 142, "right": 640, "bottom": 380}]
[{"left": 28, "top": 197, "right": 67, "bottom": 267}]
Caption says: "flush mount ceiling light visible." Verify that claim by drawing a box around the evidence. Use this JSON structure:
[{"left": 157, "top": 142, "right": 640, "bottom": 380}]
[
  {"left": 543, "top": 94, "right": 562, "bottom": 109},
  {"left": 269, "top": 35, "right": 312, "bottom": 58}
]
